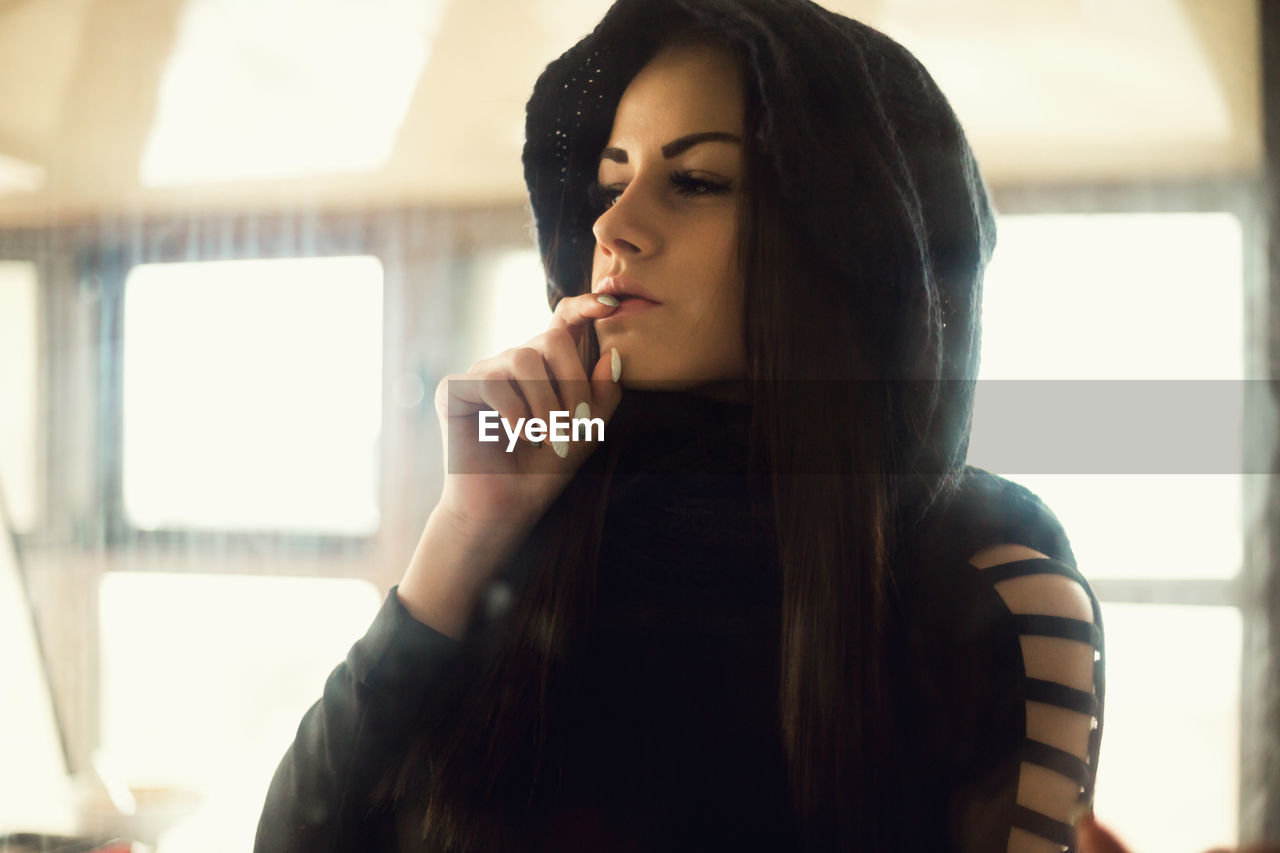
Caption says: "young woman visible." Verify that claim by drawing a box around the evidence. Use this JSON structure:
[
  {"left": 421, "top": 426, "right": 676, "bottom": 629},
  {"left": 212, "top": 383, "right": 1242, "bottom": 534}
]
[{"left": 256, "top": 1, "right": 1107, "bottom": 851}]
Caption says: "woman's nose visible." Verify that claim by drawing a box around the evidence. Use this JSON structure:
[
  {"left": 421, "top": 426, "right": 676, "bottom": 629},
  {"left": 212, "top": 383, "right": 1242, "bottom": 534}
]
[{"left": 592, "top": 187, "right": 660, "bottom": 259}]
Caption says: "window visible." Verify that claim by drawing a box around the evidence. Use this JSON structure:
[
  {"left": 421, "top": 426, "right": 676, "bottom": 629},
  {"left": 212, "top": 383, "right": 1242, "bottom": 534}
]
[
  {"left": 969, "top": 209, "right": 1248, "bottom": 852},
  {"left": 462, "top": 248, "right": 553, "bottom": 369},
  {"left": 1096, "top": 601, "right": 1242, "bottom": 853},
  {"left": 98, "top": 572, "right": 381, "bottom": 849},
  {"left": 120, "top": 256, "right": 384, "bottom": 536}
]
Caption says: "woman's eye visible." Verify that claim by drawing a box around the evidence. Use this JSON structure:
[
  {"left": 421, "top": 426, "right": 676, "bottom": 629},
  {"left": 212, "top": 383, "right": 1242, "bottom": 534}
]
[
  {"left": 603, "top": 185, "right": 624, "bottom": 207},
  {"left": 589, "top": 174, "right": 733, "bottom": 211},
  {"left": 588, "top": 181, "right": 622, "bottom": 210},
  {"left": 670, "top": 172, "right": 733, "bottom": 197}
]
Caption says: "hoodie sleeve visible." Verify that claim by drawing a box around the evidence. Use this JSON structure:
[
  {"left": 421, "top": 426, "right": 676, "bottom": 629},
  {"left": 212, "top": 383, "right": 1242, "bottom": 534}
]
[{"left": 254, "top": 586, "right": 464, "bottom": 853}]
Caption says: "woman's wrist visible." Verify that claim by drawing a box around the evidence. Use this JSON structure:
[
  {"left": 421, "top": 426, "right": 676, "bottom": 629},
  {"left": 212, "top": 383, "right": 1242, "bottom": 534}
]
[{"left": 397, "top": 505, "right": 530, "bottom": 639}]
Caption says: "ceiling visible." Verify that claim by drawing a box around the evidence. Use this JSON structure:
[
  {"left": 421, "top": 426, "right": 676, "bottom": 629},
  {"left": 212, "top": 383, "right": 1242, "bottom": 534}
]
[{"left": 0, "top": 0, "right": 1262, "bottom": 226}]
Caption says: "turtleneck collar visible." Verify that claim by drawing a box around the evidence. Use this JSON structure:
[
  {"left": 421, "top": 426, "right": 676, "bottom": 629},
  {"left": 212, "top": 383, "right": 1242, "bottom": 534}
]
[
  {"left": 603, "top": 387, "right": 756, "bottom": 480},
  {"left": 591, "top": 388, "right": 778, "bottom": 623},
  {"left": 608, "top": 386, "right": 753, "bottom": 433}
]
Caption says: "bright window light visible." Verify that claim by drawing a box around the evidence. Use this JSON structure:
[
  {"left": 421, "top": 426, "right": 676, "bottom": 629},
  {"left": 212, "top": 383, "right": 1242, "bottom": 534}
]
[
  {"left": 122, "top": 256, "right": 384, "bottom": 534},
  {"left": 98, "top": 572, "right": 381, "bottom": 850},
  {"left": 970, "top": 212, "right": 1245, "bottom": 579},
  {"left": 993, "top": 473, "right": 1241, "bottom": 579},
  {"left": 140, "top": 0, "right": 445, "bottom": 186},
  {"left": 1092, "top": 602, "right": 1241, "bottom": 853},
  {"left": 0, "top": 152, "right": 45, "bottom": 195},
  {"left": 464, "top": 249, "right": 554, "bottom": 368},
  {"left": 977, "top": 212, "right": 1243, "bottom": 380},
  {"left": 0, "top": 491, "right": 73, "bottom": 836}
]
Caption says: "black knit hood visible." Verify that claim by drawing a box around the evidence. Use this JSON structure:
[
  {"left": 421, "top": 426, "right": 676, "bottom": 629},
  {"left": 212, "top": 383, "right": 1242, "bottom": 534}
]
[{"left": 522, "top": 0, "right": 997, "bottom": 522}]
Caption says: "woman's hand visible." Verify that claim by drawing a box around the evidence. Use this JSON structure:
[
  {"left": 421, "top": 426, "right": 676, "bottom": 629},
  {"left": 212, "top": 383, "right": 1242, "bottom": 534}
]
[
  {"left": 398, "top": 292, "right": 623, "bottom": 636},
  {"left": 434, "top": 291, "right": 623, "bottom": 537},
  {"left": 1077, "top": 812, "right": 1280, "bottom": 853}
]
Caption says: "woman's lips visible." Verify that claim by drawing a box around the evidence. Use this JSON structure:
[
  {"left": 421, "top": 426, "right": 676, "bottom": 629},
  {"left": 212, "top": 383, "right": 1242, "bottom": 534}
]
[{"left": 597, "top": 297, "right": 661, "bottom": 321}]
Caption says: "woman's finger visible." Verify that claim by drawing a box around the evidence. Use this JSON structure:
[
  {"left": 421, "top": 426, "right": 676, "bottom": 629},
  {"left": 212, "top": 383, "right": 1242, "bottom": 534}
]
[
  {"left": 436, "top": 371, "right": 527, "bottom": 425},
  {"left": 549, "top": 342, "right": 622, "bottom": 463},
  {"left": 549, "top": 289, "right": 621, "bottom": 344},
  {"left": 532, "top": 326, "right": 593, "bottom": 410},
  {"left": 506, "top": 345, "right": 565, "bottom": 436},
  {"left": 477, "top": 371, "right": 533, "bottom": 432}
]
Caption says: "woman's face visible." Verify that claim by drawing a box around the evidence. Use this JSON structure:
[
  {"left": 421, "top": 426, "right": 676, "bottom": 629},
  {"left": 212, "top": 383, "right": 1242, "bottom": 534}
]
[{"left": 590, "top": 42, "right": 747, "bottom": 392}]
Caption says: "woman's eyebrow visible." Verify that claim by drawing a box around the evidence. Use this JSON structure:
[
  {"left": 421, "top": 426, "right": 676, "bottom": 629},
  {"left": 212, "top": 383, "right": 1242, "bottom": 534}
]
[{"left": 599, "top": 131, "right": 742, "bottom": 164}]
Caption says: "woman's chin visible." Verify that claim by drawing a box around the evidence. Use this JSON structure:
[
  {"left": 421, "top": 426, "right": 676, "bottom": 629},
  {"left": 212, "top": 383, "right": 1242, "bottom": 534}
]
[
  {"left": 617, "top": 376, "right": 749, "bottom": 400},
  {"left": 618, "top": 376, "right": 689, "bottom": 392}
]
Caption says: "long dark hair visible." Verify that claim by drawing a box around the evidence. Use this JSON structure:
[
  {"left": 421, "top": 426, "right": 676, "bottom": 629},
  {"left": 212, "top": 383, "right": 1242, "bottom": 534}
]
[{"left": 374, "top": 9, "right": 990, "bottom": 851}]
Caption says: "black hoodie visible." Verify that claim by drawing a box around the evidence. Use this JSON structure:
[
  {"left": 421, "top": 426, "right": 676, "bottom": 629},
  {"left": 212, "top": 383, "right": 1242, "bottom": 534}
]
[
  {"left": 256, "top": 0, "right": 1104, "bottom": 849},
  {"left": 255, "top": 389, "right": 1103, "bottom": 852}
]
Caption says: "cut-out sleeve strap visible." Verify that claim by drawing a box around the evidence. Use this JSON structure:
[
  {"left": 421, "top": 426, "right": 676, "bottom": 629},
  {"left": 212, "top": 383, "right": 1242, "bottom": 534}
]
[
  {"left": 994, "top": 557, "right": 1107, "bottom": 801},
  {"left": 1011, "top": 804, "right": 1075, "bottom": 849},
  {"left": 981, "top": 558, "right": 1089, "bottom": 587},
  {"left": 1022, "top": 739, "right": 1091, "bottom": 789},
  {"left": 1011, "top": 613, "right": 1102, "bottom": 648},
  {"left": 1024, "top": 677, "right": 1100, "bottom": 717},
  {"left": 968, "top": 553, "right": 1107, "bottom": 853}
]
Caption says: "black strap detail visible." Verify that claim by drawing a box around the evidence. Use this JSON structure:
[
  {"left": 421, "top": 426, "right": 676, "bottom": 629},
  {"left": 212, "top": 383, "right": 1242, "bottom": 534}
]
[
  {"left": 1012, "top": 804, "right": 1074, "bottom": 849},
  {"left": 981, "top": 557, "right": 1084, "bottom": 586},
  {"left": 1025, "top": 677, "right": 1099, "bottom": 717},
  {"left": 1023, "top": 738, "right": 1091, "bottom": 789},
  {"left": 971, "top": 552, "right": 1108, "bottom": 828},
  {"left": 1013, "top": 613, "right": 1102, "bottom": 648}
]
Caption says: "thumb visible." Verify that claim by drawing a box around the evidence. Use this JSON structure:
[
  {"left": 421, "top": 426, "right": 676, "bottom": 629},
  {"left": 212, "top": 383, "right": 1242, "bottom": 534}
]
[
  {"left": 588, "top": 345, "right": 624, "bottom": 421},
  {"left": 549, "top": 346, "right": 622, "bottom": 463}
]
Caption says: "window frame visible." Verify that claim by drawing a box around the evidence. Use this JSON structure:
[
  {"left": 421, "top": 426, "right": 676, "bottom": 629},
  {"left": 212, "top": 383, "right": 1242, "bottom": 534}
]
[
  {"left": 989, "top": 174, "right": 1270, "bottom": 844},
  {"left": 89, "top": 230, "right": 386, "bottom": 555},
  {"left": 0, "top": 203, "right": 536, "bottom": 776}
]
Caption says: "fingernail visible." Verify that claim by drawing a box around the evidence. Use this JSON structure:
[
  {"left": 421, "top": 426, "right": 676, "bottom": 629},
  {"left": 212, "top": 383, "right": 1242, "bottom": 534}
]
[
  {"left": 611, "top": 347, "right": 622, "bottom": 382},
  {"left": 574, "top": 400, "right": 591, "bottom": 421},
  {"left": 552, "top": 438, "right": 568, "bottom": 458},
  {"left": 595, "top": 294, "right": 619, "bottom": 308}
]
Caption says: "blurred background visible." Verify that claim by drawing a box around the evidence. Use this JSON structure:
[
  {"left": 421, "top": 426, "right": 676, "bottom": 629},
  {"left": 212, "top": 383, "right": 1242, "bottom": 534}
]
[{"left": 0, "top": 0, "right": 1275, "bottom": 850}]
